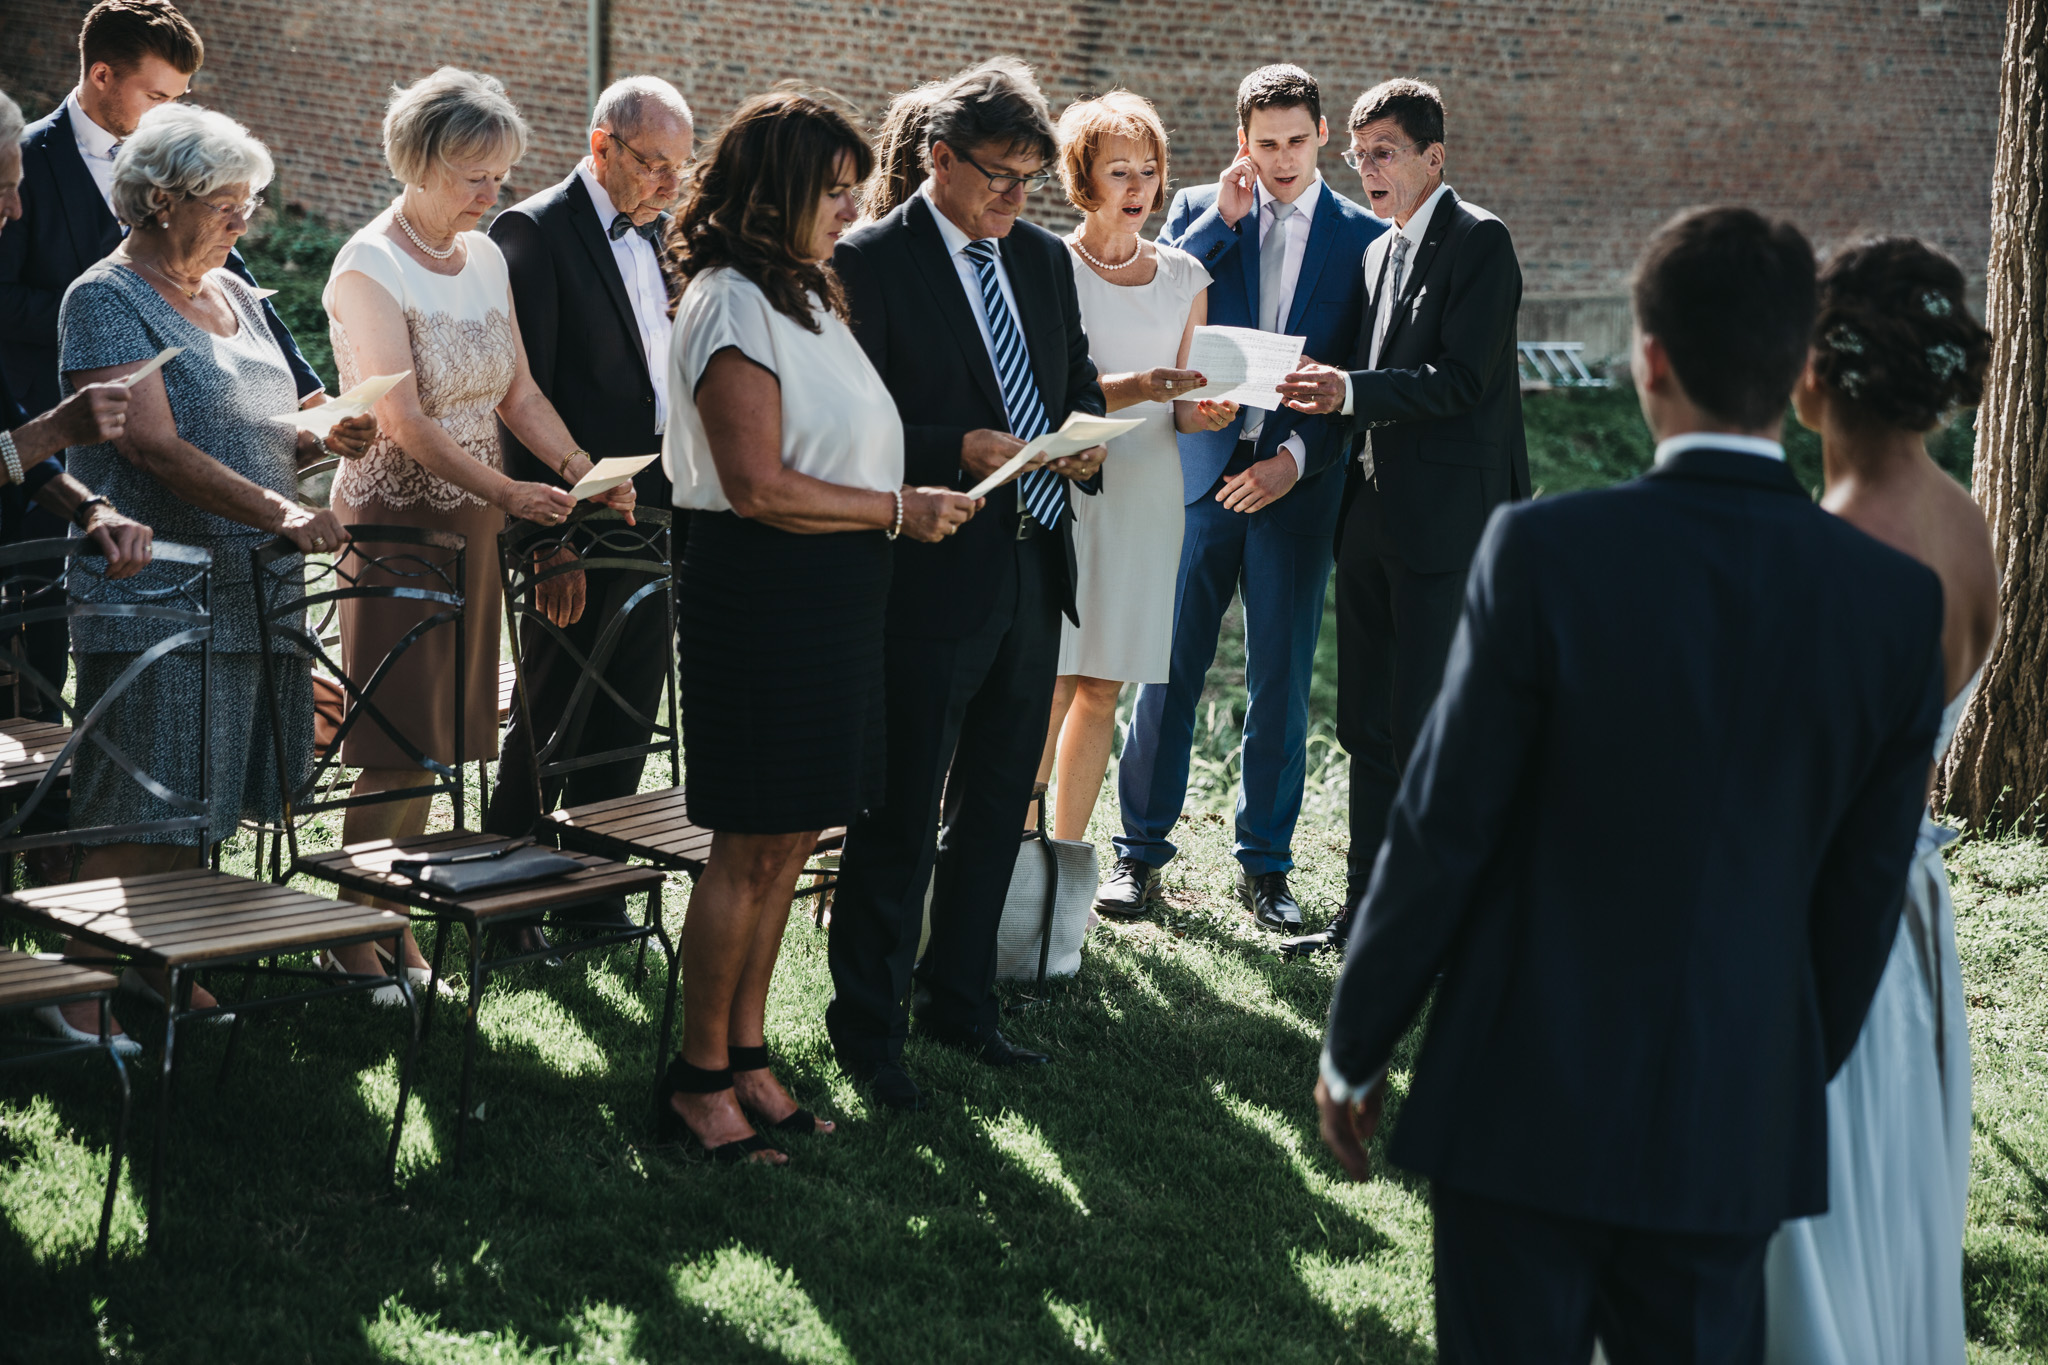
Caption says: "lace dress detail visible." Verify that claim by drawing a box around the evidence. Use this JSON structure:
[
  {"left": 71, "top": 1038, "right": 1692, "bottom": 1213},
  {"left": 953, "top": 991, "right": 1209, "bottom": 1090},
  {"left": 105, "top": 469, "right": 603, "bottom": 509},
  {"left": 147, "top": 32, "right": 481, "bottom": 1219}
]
[{"left": 326, "top": 217, "right": 516, "bottom": 513}]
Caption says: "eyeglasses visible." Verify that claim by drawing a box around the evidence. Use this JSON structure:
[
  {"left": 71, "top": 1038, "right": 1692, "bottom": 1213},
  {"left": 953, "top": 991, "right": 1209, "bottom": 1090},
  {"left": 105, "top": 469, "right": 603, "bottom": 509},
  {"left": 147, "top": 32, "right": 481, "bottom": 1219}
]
[
  {"left": 948, "top": 144, "right": 1053, "bottom": 195},
  {"left": 602, "top": 128, "right": 686, "bottom": 182},
  {"left": 1341, "top": 140, "right": 1420, "bottom": 172},
  {"left": 188, "top": 193, "right": 263, "bottom": 221}
]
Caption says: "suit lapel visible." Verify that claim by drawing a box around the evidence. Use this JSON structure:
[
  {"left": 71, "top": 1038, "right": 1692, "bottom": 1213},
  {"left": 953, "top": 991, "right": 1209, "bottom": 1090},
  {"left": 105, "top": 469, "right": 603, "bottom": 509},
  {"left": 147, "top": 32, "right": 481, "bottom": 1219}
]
[
  {"left": 46, "top": 106, "right": 122, "bottom": 270},
  {"left": 1283, "top": 188, "right": 1340, "bottom": 334},
  {"left": 906, "top": 197, "right": 1004, "bottom": 415},
  {"left": 1378, "top": 187, "right": 1458, "bottom": 356},
  {"left": 564, "top": 173, "right": 643, "bottom": 349}
]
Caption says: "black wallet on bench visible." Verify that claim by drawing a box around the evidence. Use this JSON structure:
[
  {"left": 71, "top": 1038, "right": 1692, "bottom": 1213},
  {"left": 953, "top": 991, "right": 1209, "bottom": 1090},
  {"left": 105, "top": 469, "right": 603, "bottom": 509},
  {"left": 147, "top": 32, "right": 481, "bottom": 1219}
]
[{"left": 390, "top": 842, "right": 583, "bottom": 895}]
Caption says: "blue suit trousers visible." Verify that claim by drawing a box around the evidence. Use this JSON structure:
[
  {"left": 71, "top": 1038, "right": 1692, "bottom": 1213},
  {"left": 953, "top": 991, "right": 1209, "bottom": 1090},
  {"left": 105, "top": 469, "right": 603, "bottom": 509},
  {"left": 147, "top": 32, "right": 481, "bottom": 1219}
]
[{"left": 1115, "top": 492, "right": 1333, "bottom": 875}]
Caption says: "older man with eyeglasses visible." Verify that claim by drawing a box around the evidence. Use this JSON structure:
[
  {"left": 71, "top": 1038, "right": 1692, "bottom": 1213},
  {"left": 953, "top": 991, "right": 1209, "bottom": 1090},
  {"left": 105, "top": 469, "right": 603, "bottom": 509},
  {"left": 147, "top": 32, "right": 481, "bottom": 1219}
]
[
  {"left": 1277, "top": 78, "right": 1531, "bottom": 958},
  {"left": 481, "top": 75, "right": 695, "bottom": 950}
]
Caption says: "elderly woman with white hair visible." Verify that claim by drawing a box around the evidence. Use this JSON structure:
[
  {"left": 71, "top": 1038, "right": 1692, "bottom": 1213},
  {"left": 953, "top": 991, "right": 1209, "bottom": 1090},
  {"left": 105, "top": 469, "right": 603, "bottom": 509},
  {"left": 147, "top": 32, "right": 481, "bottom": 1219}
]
[
  {"left": 55, "top": 100, "right": 369, "bottom": 1020},
  {"left": 317, "top": 67, "right": 636, "bottom": 987}
]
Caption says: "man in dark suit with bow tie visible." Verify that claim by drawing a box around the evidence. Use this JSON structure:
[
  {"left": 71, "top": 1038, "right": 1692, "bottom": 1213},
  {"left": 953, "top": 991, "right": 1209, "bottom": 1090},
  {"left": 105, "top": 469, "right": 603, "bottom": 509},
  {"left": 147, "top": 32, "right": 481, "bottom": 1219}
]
[
  {"left": 826, "top": 58, "right": 1106, "bottom": 1110},
  {"left": 484, "top": 77, "right": 693, "bottom": 943},
  {"left": 1281, "top": 79, "right": 1529, "bottom": 955},
  {"left": 0, "top": 0, "right": 321, "bottom": 722}
]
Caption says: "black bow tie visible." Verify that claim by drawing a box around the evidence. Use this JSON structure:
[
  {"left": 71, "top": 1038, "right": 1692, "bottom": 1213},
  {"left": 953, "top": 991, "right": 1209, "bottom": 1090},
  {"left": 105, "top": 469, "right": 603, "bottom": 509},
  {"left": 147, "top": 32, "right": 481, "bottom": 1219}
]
[{"left": 609, "top": 213, "right": 662, "bottom": 243}]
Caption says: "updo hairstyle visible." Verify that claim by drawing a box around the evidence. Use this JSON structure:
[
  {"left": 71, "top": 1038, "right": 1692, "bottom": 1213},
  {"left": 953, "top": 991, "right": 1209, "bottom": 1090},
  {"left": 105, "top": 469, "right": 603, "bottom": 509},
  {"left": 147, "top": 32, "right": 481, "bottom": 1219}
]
[{"left": 1812, "top": 237, "right": 1991, "bottom": 431}]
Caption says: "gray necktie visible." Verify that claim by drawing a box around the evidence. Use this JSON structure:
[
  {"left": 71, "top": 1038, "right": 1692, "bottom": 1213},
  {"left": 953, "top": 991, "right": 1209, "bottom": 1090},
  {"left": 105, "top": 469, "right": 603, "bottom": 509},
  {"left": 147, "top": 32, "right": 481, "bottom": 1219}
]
[
  {"left": 1245, "top": 199, "right": 1297, "bottom": 444},
  {"left": 1360, "top": 235, "right": 1415, "bottom": 481}
]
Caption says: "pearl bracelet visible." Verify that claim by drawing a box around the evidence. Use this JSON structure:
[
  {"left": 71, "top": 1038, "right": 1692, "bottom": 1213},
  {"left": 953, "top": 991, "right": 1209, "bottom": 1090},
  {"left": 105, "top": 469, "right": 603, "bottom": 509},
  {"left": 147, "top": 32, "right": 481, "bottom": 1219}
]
[
  {"left": 0, "top": 429, "right": 21, "bottom": 487},
  {"left": 885, "top": 488, "right": 903, "bottom": 541}
]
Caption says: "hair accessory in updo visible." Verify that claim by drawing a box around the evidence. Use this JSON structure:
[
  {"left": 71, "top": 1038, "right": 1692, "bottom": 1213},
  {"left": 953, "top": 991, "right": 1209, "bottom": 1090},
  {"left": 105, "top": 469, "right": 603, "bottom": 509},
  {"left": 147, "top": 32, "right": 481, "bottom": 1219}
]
[
  {"left": 1927, "top": 342, "right": 1967, "bottom": 382},
  {"left": 1825, "top": 324, "right": 1866, "bottom": 355},
  {"left": 1811, "top": 236, "right": 1991, "bottom": 431}
]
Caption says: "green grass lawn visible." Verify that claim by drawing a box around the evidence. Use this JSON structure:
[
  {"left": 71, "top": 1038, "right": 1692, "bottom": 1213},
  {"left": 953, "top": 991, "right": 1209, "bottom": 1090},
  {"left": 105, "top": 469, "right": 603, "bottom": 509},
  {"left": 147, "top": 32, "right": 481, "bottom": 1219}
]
[{"left": 4, "top": 224, "right": 2032, "bottom": 1361}]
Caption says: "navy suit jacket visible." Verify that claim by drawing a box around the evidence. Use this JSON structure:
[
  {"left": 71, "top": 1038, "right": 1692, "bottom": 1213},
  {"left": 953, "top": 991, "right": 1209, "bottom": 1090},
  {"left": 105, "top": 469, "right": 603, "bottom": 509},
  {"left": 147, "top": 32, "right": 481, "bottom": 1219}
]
[
  {"left": 0, "top": 102, "right": 321, "bottom": 419},
  {"left": 1323, "top": 447, "right": 1946, "bottom": 1235},
  {"left": 490, "top": 172, "right": 671, "bottom": 505},
  {"left": 1334, "top": 188, "right": 1529, "bottom": 574},
  {"left": 834, "top": 196, "right": 1104, "bottom": 638},
  {"left": 1158, "top": 179, "right": 1381, "bottom": 538}
]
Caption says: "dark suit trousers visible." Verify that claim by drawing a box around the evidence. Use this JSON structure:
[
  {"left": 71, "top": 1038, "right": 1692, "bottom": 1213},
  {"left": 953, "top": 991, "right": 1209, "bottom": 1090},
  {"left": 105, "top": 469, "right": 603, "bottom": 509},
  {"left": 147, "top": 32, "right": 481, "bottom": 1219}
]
[
  {"left": 486, "top": 557, "right": 671, "bottom": 847},
  {"left": 1433, "top": 1184, "right": 1770, "bottom": 1365},
  {"left": 826, "top": 529, "right": 1061, "bottom": 1064},
  {"left": 1336, "top": 479, "right": 1466, "bottom": 883}
]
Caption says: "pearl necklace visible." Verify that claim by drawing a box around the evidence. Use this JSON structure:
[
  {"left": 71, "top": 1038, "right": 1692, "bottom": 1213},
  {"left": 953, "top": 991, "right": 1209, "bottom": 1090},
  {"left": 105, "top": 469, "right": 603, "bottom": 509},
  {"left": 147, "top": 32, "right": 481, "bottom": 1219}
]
[
  {"left": 1070, "top": 234, "right": 1142, "bottom": 271},
  {"left": 394, "top": 205, "right": 457, "bottom": 260}
]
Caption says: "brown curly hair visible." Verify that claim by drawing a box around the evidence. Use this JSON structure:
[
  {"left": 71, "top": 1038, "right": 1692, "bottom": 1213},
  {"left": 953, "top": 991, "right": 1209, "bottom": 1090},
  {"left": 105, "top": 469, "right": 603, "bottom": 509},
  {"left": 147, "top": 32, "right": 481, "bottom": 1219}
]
[
  {"left": 663, "top": 86, "right": 873, "bottom": 333},
  {"left": 1812, "top": 237, "right": 1991, "bottom": 431},
  {"left": 863, "top": 81, "right": 944, "bottom": 221}
]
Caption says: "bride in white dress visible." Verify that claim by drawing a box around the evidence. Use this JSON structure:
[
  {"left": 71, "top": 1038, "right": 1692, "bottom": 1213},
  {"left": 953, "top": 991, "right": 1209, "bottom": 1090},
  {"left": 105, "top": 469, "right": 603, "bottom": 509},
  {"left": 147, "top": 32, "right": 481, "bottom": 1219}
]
[{"left": 1764, "top": 237, "right": 1999, "bottom": 1365}]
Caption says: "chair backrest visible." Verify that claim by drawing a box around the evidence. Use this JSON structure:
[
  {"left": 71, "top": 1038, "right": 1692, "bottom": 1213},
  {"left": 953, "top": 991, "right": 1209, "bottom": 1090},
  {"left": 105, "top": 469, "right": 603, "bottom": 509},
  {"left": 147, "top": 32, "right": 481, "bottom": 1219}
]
[
  {"left": 250, "top": 525, "right": 467, "bottom": 862},
  {"left": 0, "top": 536, "right": 214, "bottom": 850},
  {"left": 498, "top": 507, "right": 677, "bottom": 812}
]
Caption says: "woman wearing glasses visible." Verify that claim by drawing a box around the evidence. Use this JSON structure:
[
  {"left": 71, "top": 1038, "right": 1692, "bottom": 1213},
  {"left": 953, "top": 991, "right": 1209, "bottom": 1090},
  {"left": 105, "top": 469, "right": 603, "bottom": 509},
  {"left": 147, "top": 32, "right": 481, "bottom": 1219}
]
[{"left": 54, "top": 103, "right": 368, "bottom": 1024}]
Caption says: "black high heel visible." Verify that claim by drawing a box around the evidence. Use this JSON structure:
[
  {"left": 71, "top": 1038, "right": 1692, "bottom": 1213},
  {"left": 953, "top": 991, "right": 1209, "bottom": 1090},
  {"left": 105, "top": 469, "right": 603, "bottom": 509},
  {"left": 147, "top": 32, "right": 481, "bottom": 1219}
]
[
  {"left": 654, "top": 1056, "right": 781, "bottom": 1164},
  {"left": 729, "top": 1044, "right": 831, "bottom": 1136}
]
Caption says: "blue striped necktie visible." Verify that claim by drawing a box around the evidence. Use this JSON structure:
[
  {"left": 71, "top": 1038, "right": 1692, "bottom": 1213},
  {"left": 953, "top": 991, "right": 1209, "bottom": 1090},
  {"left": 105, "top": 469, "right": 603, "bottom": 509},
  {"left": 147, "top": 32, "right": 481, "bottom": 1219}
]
[{"left": 961, "top": 238, "right": 1064, "bottom": 529}]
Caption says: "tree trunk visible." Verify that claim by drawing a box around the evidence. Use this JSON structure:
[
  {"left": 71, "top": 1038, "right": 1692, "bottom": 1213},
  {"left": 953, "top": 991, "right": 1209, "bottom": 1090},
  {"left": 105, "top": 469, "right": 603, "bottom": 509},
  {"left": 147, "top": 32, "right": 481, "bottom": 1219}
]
[{"left": 1940, "top": 0, "right": 2048, "bottom": 828}]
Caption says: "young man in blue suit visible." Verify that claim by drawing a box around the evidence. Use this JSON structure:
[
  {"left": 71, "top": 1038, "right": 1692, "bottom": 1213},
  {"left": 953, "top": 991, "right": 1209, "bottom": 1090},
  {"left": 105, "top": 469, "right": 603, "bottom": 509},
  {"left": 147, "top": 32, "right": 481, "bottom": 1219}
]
[{"left": 1102, "top": 65, "right": 1383, "bottom": 933}]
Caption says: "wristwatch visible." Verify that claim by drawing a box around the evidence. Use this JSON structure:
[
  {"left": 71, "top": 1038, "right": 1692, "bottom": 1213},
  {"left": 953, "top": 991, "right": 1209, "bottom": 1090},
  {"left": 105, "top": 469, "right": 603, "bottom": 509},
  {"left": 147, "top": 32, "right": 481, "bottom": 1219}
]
[{"left": 72, "top": 496, "right": 112, "bottom": 529}]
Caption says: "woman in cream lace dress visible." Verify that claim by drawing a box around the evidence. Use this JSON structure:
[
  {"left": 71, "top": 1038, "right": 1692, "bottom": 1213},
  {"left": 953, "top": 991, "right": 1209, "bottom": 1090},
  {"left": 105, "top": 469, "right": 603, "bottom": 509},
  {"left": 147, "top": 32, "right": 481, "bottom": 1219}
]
[{"left": 319, "top": 68, "right": 634, "bottom": 987}]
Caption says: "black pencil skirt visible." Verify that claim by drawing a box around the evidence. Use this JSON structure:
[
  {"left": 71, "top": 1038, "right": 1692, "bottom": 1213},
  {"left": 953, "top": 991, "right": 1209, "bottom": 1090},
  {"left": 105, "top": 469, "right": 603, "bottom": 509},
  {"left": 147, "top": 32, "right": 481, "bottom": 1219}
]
[{"left": 677, "top": 510, "right": 892, "bottom": 835}]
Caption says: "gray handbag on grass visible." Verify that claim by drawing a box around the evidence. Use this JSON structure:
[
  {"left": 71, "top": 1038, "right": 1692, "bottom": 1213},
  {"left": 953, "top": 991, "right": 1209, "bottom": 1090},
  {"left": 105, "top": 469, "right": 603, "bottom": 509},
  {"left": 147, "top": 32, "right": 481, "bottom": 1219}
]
[{"left": 992, "top": 800, "right": 1100, "bottom": 986}]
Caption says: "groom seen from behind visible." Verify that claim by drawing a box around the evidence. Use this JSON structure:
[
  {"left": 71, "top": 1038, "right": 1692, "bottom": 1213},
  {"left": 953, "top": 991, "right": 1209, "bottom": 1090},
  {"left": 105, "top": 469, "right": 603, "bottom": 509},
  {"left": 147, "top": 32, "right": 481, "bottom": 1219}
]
[{"left": 1316, "top": 208, "right": 1946, "bottom": 1364}]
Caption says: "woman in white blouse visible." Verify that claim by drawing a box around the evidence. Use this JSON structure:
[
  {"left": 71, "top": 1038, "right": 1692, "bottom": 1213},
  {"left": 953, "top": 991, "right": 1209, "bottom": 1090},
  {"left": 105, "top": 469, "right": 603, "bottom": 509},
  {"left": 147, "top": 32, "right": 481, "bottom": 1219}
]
[{"left": 659, "top": 89, "right": 977, "bottom": 1164}]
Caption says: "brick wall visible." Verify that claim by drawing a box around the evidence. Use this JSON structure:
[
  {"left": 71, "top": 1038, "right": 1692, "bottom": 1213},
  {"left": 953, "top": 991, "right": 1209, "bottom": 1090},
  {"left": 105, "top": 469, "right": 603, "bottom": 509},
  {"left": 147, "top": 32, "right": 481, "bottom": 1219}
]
[{"left": 3, "top": 0, "right": 2003, "bottom": 356}]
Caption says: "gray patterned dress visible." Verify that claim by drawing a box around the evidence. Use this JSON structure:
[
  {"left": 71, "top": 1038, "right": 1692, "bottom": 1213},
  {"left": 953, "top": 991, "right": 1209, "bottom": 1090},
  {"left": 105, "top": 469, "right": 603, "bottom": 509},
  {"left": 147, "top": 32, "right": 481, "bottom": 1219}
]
[{"left": 57, "top": 260, "right": 312, "bottom": 845}]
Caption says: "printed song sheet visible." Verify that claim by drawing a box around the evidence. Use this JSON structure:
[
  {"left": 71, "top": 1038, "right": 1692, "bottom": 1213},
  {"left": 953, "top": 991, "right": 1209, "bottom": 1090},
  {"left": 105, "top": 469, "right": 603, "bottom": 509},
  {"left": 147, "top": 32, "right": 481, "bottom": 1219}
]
[
  {"left": 284, "top": 371, "right": 410, "bottom": 437},
  {"left": 964, "top": 412, "right": 1143, "bottom": 499},
  {"left": 568, "top": 452, "right": 661, "bottom": 500},
  {"left": 1181, "top": 326, "right": 1307, "bottom": 411}
]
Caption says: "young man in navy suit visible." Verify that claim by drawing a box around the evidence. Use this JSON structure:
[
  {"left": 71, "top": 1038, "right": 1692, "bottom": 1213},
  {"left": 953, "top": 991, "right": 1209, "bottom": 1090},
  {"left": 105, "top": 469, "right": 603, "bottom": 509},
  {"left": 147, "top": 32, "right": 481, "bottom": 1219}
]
[
  {"left": 1314, "top": 208, "right": 1943, "bottom": 1363},
  {"left": 0, "top": 0, "right": 321, "bottom": 719},
  {"left": 1104, "top": 65, "right": 1383, "bottom": 934}
]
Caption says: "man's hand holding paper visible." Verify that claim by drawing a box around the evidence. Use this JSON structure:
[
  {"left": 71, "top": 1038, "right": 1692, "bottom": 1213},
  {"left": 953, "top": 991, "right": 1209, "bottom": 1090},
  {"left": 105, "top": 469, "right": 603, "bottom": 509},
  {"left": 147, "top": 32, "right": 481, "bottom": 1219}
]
[
  {"left": 963, "top": 412, "right": 1144, "bottom": 499},
  {"left": 1182, "top": 325, "right": 1308, "bottom": 411}
]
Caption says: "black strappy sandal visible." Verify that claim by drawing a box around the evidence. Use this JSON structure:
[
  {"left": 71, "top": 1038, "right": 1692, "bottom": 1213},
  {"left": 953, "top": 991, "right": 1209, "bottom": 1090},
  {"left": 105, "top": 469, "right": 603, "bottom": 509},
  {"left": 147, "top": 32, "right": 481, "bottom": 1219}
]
[
  {"left": 729, "top": 1044, "right": 832, "bottom": 1136},
  {"left": 654, "top": 1057, "right": 782, "bottom": 1164}
]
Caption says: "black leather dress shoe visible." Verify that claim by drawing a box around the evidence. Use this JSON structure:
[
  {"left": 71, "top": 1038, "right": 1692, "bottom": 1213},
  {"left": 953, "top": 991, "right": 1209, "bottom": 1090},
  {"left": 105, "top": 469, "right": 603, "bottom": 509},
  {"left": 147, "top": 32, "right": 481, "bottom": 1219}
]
[
  {"left": 843, "top": 1059, "right": 927, "bottom": 1111},
  {"left": 1237, "top": 868, "right": 1302, "bottom": 933},
  {"left": 915, "top": 1019, "right": 1051, "bottom": 1067},
  {"left": 1280, "top": 880, "right": 1367, "bottom": 958},
  {"left": 1094, "top": 856, "right": 1161, "bottom": 920},
  {"left": 487, "top": 920, "right": 561, "bottom": 967}
]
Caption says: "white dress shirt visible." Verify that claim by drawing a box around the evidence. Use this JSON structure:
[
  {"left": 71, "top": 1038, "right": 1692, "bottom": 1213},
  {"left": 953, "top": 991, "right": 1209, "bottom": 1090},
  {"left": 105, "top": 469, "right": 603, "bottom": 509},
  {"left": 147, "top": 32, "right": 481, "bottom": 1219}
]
[
  {"left": 578, "top": 160, "right": 674, "bottom": 430},
  {"left": 1653, "top": 432, "right": 1786, "bottom": 465},
  {"left": 65, "top": 90, "right": 120, "bottom": 214},
  {"left": 1342, "top": 180, "right": 1455, "bottom": 418},
  {"left": 1242, "top": 175, "right": 1321, "bottom": 476},
  {"left": 920, "top": 181, "right": 1025, "bottom": 380}
]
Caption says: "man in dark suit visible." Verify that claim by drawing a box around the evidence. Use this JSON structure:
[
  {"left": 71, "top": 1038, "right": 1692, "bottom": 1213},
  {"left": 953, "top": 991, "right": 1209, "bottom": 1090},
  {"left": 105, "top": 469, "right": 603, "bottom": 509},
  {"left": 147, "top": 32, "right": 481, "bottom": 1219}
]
[
  {"left": 1314, "top": 207, "right": 1945, "bottom": 1363},
  {"left": 1105, "top": 65, "right": 1383, "bottom": 935},
  {"left": 0, "top": 0, "right": 321, "bottom": 719},
  {"left": 1281, "top": 80, "right": 1528, "bottom": 954},
  {"left": 828, "top": 58, "right": 1106, "bottom": 1110},
  {"left": 484, "top": 76, "right": 693, "bottom": 942}
]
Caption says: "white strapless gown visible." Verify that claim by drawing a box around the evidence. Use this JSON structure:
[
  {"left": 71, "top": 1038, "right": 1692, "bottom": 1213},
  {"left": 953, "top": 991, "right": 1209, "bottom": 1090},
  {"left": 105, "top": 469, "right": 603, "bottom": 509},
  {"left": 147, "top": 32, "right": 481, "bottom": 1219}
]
[{"left": 1762, "top": 671, "right": 1978, "bottom": 1364}]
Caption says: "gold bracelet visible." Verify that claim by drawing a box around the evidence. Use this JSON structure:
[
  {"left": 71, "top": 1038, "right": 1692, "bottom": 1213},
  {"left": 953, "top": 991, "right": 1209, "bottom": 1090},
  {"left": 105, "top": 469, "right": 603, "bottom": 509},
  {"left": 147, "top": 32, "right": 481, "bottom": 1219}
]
[{"left": 557, "top": 448, "right": 587, "bottom": 480}]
